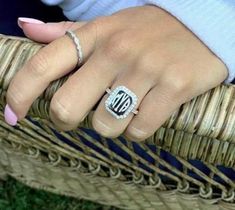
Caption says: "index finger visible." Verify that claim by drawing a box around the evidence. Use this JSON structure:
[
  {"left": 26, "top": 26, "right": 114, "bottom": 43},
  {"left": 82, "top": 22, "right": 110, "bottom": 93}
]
[{"left": 5, "top": 21, "right": 98, "bottom": 125}]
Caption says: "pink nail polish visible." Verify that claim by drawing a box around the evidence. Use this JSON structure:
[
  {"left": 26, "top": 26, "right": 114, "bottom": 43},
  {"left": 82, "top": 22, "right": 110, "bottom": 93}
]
[
  {"left": 4, "top": 104, "right": 18, "bottom": 126},
  {"left": 17, "top": 17, "right": 44, "bottom": 29}
]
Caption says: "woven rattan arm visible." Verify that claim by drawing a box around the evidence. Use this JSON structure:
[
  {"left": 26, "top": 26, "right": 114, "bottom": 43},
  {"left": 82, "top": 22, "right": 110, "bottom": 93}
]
[
  {"left": 0, "top": 34, "right": 235, "bottom": 209},
  {"left": 0, "top": 34, "right": 234, "bottom": 167}
]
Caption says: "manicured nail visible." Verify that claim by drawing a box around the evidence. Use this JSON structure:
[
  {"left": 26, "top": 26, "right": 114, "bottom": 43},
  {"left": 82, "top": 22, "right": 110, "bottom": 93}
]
[
  {"left": 17, "top": 17, "right": 44, "bottom": 29},
  {"left": 4, "top": 104, "right": 18, "bottom": 126}
]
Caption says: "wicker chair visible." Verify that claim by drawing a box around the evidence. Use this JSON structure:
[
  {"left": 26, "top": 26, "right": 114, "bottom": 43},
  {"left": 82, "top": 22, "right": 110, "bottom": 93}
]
[{"left": 0, "top": 34, "right": 235, "bottom": 210}]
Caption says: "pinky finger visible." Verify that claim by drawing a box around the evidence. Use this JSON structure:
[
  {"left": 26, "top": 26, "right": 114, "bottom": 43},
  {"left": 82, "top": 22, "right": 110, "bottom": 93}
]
[{"left": 124, "top": 85, "right": 183, "bottom": 141}]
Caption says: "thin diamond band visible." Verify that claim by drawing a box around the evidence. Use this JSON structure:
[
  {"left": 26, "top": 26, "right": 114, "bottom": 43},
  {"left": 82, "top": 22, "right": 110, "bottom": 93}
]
[{"left": 66, "top": 30, "right": 83, "bottom": 65}]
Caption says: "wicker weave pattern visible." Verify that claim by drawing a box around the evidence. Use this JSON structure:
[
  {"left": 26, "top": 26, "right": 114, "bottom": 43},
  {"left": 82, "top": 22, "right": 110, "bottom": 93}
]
[
  {"left": 0, "top": 34, "right": 235, "bottom": 210},
  {"left": 1, "top": 140, "right": 235, "bottom": 210}
]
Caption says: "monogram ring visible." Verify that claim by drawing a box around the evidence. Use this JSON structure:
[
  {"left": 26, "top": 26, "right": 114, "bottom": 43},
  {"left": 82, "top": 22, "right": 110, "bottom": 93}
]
[{"left": 105, "top": 86, "right": 139, "bottom": 119}]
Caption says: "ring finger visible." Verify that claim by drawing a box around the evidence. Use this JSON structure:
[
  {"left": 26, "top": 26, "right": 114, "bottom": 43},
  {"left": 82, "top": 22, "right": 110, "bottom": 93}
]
[{"left": 92, "top": 69, "right": 156, "bottom": 138}]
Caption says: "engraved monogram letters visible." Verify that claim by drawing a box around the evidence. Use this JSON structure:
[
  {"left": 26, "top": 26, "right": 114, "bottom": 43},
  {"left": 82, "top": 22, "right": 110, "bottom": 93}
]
[{"left": 105, "top": 86, "right": 137, "bottom": 119}]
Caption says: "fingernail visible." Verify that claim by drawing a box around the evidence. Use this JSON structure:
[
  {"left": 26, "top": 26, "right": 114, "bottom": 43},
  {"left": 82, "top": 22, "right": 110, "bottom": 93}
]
[
  {"left": 18, "top": 17, "right": 44, "bottom": 29},
  {"left": 4, "top": 104, "right": 18, "bottom": 126}
]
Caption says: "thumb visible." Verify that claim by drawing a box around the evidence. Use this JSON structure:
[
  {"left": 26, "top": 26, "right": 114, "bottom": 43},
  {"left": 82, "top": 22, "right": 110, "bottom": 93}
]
[{"left": 18, "top": 17, "right": 86, "bottom": 43}]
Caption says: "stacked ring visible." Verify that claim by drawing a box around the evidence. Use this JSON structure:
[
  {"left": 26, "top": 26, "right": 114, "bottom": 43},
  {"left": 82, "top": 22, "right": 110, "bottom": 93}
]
[{"left": 65, "top": 30, "right": 83, "bottom": 65}]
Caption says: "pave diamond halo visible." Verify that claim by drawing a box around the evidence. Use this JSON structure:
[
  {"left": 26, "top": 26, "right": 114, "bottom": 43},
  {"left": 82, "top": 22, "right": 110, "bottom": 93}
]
[{"left": 105, "top": 86, "right": 138, "bottom": 119}]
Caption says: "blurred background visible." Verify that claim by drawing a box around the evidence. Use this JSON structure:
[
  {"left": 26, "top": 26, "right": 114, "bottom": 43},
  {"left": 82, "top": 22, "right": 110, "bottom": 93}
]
[{"left": 0, "top": 0, "right": 65, "bottom": 36}]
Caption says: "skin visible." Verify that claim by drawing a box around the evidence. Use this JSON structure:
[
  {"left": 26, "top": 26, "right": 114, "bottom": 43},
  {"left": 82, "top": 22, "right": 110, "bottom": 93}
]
[{"left": 6, "top": 5, "right": 228, "bottom": 141}]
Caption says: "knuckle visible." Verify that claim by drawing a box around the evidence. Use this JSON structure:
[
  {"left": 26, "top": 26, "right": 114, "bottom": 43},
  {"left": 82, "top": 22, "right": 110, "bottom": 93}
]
[
  {"left": 26, "top": 52, "right": 49, "bottom": 78},
  {"left": 103, "top": 32, "right": 132, "bottom": 62},
  {"left": 96, "top": 129, "right": 114, "bottom": 138},
  {"left": 91, "top": 16, "right": 108, "bottom": 28},
  {"left": 138, "top": 54, "right": 153, "bottom": 70},
  {"left": 60, "top": 21, "right": 76, "bottom": 30},
  {"left": 92, "top": 118, "right": 120, "bottom": 138},
  {"left": 164, "top": 64, "right": 192, "bottom": 94},
  {"left": 50, "top": 99, "right": 75, "bottom": 125},
  {"left": 125, "top": 119, "right": 151, "bottom": 141},
  {"left": 135, "top": 53, "right": 164, "bottom": 80},
  {"left": 125, "top": 130, "right": 149, "bottom": 142},
  {"left": 88, "top": 16, "right": 108, "bottom": 37}
]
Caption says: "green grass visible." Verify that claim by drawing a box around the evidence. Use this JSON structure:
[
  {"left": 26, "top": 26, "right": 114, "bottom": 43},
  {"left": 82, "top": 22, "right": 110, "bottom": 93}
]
[{"left": 0, "top": 178, "right": 116, "bottom": 210}]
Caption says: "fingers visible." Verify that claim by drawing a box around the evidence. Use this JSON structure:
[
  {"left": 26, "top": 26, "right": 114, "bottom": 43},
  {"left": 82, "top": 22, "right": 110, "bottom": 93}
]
[
  {"left": 123, "top": 84, "right": 182, "bottom": 141},
  {"left": 122, "top": 61, "right": 226, "bottom": 141},
  {"left": 18, "top": 18, "right": 87, "bottom": 43},
  {"left": 48, "top": 52, "right": 117, "bottom": 131},
  {"left": 91, "top": 67, "right": 192, "bottom": 141},
  {"left": 91, "top": 69, "right": 155, "bottom": 138},
  {"left": 123, "top": 66, "right": 197, "bottom": 141},
  {"left": 6, "top": 23, "right": 97, "bottom": 122}
]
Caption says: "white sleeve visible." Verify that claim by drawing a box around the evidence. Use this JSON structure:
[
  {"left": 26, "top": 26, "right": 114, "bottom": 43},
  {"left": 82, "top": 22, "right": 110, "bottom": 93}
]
[
  {"left": 41, "top": 0, "right": 235, "bottom": 83},
  {"left": 145, "top": 0, "right": 235, "bottom": 84}
]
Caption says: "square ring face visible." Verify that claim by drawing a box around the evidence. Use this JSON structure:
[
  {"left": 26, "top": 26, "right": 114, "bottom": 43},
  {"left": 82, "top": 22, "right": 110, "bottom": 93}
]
[{"left": 105, "top": 86, "right": 138, "bottom": 119}]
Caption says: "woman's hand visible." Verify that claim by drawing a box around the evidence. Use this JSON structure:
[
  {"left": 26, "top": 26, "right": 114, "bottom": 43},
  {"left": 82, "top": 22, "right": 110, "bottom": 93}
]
[{"left": 5, "top": 6, "right": 228, "bottom": 141}]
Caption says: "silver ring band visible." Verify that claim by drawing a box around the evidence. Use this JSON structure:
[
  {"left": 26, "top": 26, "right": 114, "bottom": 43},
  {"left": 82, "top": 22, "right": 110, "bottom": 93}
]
[
  {"left": 65, "top": 30, "right": 83, "bottom": 65},
  {"left": 105, "top": 86, "right": 139, "bottom": 119}
]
